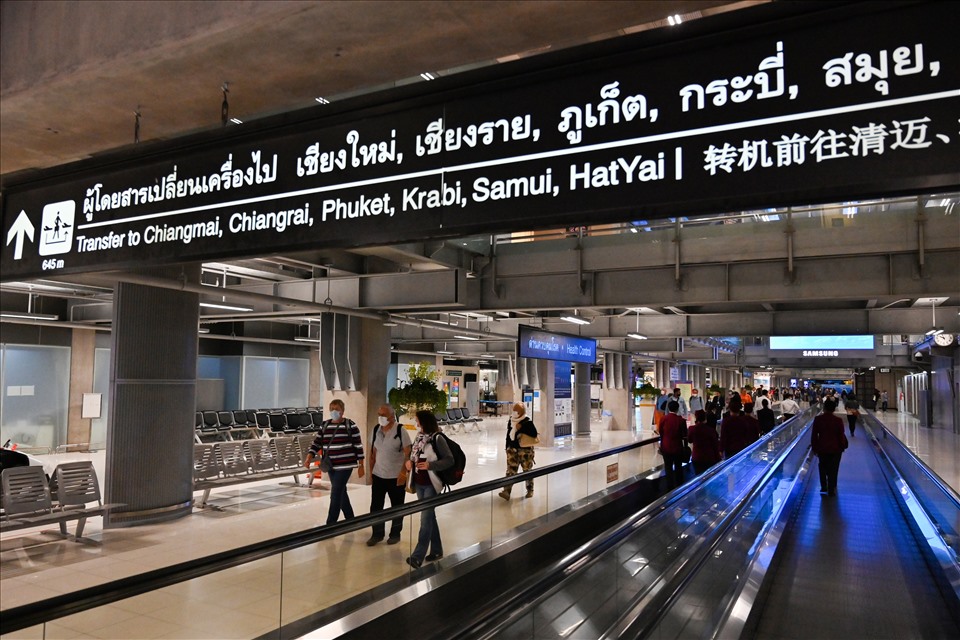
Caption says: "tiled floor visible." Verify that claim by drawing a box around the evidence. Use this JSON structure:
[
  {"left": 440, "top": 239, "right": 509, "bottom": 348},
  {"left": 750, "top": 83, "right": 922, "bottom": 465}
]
[{"left": 2, "top": 409, "right": 956, "bottom": 640}]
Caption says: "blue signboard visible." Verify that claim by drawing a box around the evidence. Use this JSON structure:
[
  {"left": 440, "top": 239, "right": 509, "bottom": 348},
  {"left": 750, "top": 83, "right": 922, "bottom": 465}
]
[{"left": 518, "top": 325, "right": 597, "bottom": 364}]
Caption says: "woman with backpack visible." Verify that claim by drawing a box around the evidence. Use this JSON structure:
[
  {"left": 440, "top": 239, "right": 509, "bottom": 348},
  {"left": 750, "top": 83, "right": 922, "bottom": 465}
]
[
  {"left": 499, "top": 403, "right": 539, "bottom": 500},
  {"left": 404, "top": 411, "right": 453, "bottom": 569}
]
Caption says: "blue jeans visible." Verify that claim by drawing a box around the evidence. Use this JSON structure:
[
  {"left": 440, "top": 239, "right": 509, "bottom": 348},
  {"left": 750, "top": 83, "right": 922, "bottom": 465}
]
[
  {"left": 327, "top": 468, "right": 355, "bottom": 525},
  {"left": 412, "top": 483, "right": 441, "bottom": 562}
]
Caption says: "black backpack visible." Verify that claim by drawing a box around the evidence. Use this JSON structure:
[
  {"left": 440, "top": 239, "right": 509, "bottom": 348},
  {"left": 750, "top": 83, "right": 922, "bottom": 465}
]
[
  {"left": 373, "top": 423, "right": 403, "bottom": 452},
  {"left": 430, "top": 432, "right": 466, "bottom": 487}
]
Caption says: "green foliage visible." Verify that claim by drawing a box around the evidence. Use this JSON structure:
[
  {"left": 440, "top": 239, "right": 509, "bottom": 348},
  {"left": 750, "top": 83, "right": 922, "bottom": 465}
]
[
  {"left": 707, "top": 383, "right": 725, "bottom": 396},
  {"left": 388, "top": 362, "right": 448, "bottom": 416},
  {"left": 633, "top": 382, "right": 663, "bottom": 400}
]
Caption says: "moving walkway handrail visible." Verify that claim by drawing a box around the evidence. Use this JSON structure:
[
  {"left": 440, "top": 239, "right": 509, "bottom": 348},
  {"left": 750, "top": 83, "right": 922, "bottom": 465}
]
[
  {"left": 453, "top": 411, "right": 814, "bottom": 640},
  {"left": 1, "top": 434, "right": 659, "bottom": 634}
]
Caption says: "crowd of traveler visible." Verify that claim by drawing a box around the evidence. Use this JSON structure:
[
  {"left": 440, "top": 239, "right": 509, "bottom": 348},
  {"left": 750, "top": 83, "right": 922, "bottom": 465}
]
[{"left": 654, "top": 382, "right": 865, "bottom": 493}]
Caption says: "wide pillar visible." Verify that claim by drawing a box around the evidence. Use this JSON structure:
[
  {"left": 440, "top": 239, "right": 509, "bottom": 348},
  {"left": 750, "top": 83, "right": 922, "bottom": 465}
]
[
  {"left": 339, "top": 319, "right": 391, "bottom": 484},
  {"left": 105, "top": 269, "right": 199, "bottom": 527},
  {"left": 574, "top": 362, "right": 591, "bottom": 436},
  {"left": 603, "top": 353, "right": 633, "bottom": 431}
]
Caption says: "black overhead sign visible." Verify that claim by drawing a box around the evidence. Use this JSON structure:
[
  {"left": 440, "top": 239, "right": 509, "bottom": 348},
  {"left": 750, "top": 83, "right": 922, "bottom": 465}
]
[{"left": 2, "top": 2, "right": 958, "bottom": 280}]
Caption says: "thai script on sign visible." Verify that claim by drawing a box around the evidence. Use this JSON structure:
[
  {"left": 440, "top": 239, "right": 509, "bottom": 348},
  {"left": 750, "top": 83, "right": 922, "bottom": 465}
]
[
  {"left": 528, "top": 338, "right": 561, "bottom": 353},
  {"left": 701, "top": 116, "right": 946, "bottom": 175},
  {"left": 297, "top": 129, "right": 402, "bottom": 177},
  {"left": 415, "top": 115, "right": 540, "bottom": 156},
  {"left": 680, "top": 41, "right": 799, "bottom": 112},
  {"left": 558, "top": 81, "right": 657, "bottom": 145},
  {"left": 822, "top": 44, "right": 939, "bottom": 96},
  {"left": 82, "top": 151, "right": 278, "bottom": 221}
]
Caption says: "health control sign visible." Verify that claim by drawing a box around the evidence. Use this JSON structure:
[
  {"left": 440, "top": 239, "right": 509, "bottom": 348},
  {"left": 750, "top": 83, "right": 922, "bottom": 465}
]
[
  {"left": 2, "top": 2, "right": 958, "bottom": 280},
  {"left": 519, "top": 325, "right": 597, "bottom": 365}
]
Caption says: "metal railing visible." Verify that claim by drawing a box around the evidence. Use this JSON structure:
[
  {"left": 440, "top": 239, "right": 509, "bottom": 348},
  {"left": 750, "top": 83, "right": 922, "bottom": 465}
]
[{"left": 1, "top": 434, "right": 661, "bottom": 635}]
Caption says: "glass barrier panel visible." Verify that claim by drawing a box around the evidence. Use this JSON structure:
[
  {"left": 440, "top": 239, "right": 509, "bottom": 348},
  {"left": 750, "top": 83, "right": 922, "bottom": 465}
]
[
  {"left": 0, "top": 623, "right": 43, "bottom": 640},
  {"left": 491, "top": 480, "right": 549, "bottom": 544},
  {"left": 545, "top": 463, "right": 591, "bottom": 513},
  {"left": 46, "top": 556, "right": 282, "bottom": 640}
]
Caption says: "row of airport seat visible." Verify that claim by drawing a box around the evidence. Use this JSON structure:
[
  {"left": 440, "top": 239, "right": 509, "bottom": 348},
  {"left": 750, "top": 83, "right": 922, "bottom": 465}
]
[
  {"left": 437, "top": 407, "right": 483, "bottom": 433},
  {"left": 0, "top": 461, "right": 119, "bottom": 541},
  {"left": 192, "top": 435, "right": 315, "bottom": 508},
  {"left": 194, "top": 409, "right": 325, "bottom": 442}
]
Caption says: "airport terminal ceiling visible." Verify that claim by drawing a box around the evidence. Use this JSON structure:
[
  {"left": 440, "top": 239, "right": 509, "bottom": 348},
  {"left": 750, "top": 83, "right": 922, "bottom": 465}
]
[{"left": 1, "top": 1, "right": 958, "bottom": 375}]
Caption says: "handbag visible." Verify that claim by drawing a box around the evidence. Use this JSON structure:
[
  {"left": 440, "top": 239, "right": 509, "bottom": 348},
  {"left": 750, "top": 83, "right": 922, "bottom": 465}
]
[
  {"left": 318, "top": 452, "right": 333, "bottom": 473},
  {"left": 518, "top": 432, "right": 540, "bottom": 447}
]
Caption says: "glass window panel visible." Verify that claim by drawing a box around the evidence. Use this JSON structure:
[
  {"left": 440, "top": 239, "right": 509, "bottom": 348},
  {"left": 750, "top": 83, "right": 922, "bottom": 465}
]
[
  {"left": 0, "top": 345, "right": 71, "bottom": 451},
  {"left": 91, "top": 347, "right": 111, "bottom": 448},
  {"left": 243, "top": 357, "right": 278, "bottom": 410},
  {"left": 277, "top": 357, "right": 309, "bottom": 409}
]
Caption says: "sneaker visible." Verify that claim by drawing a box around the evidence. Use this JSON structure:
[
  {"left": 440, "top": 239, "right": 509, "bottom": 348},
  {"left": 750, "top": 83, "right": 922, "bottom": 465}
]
[
  {"left": 366, "top": 536, "right": 383, "bottom": 547},
  {"left": 387, "top": 535, "right": 402, "bottom": 545},
  {"left": 524, "top": 490, "right": 534, "bottom": 499},
  {"left": 425, "top": 553, "right": 443, "bottom": 562},
  {"left": 498, "top": 490, "right": 510, "bottom": 500},
  {"left": 405, "top": 556, "right": 422, "bottom": 569}
]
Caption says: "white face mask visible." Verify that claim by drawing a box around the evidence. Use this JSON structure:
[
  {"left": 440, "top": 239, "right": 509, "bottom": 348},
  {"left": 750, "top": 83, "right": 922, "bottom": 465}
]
[
  {"left": 511, "top": 412, "right": 520, "bottom": 420},
  {"left": 377, "top": 416, "right": 390, "bottom": 427},
  {"left": 329, "top": 410, "right": 342, "bottom": 421}
]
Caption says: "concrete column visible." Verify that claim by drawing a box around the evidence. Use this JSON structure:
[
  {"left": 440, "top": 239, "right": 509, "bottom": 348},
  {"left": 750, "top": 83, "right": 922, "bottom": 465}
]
[
  {"left": 339, "top": 319, "right": 391, "bottom": 484},
  {"left": 535, "top": 359, "right": 556, "bottom": 446},
  {"left": 105, "top": 268, "right": 199, "bottom": 527},
  {"left": 574, "top": 362, "right": 591, "bottom": 435},
  {"left": 67, "top": 328, "right": 96, "bottom": 448},
  {"left": 308, "top": 346, "right": 322, "bottom": 408}
]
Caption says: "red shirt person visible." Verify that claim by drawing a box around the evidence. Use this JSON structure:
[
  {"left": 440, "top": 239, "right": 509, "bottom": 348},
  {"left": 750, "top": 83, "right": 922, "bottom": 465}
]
[
  {"left": 811, "top": 400, "right": 848, "bottom": 496},
  {"left": 720, "top": 398, "right": 760, "bottom": 458},
  {"left": 657, "top": 400, "right": 688, "bottom": 489}
]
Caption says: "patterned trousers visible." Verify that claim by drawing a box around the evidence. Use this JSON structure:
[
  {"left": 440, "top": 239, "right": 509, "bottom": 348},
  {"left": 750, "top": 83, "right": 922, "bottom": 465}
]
[{"left": 504, "top": 446, "right": 535, "bottom": 495}]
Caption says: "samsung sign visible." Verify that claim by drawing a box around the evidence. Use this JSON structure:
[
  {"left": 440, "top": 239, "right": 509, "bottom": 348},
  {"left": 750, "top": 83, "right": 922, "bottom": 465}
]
[
  {"left": 2, "top": 2, "right": 958, "bottom": 280},
  {"left": 770, "top": 335, "right": 875, "bottom": 359},
  {"left": 518, "top": 325, "right": 597, "bottom": 365}
]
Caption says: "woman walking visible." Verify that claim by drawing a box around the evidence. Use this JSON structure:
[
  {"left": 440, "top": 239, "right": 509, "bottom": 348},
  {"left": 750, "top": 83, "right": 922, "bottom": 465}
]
[
  {"left": 499, "top": 403, "right": 538, "bottom": 500},
  {"left": 404, "top": 411, "right": 453, "bottom": 568}
]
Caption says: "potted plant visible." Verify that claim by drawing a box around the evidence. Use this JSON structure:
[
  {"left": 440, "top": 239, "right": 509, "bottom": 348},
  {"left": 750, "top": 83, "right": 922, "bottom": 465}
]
[
  {"left": 388, "top": 362, "right": 448, "bottom": 422},
  {"left": 633, "top": 380, "right": 662, "bottom": 431}
]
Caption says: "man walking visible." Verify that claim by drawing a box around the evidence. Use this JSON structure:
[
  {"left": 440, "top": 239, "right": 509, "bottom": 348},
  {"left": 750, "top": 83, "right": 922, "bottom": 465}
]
[{"left": 366, "top": 404, "right": 412, "bottom": 546}]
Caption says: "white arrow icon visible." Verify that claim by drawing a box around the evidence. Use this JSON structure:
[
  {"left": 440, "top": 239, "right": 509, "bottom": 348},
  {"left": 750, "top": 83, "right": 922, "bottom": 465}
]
[{"left": 6, "top": 210, "right": 35, "bottom": 260}]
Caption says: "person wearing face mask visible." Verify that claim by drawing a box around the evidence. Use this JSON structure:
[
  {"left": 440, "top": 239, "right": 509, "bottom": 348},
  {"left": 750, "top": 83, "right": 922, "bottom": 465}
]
[
  {"left": 404, "top": 411, "right": 454, "bottom": 568},
  {"left": 498, "top": 403, "right": 538, "bottom": 500},
  {"left": 366, "top": 404, "right": 412, "bottom": 546},
  {"left": 304, "top": 399, "right": 365, "bottom": 525}
]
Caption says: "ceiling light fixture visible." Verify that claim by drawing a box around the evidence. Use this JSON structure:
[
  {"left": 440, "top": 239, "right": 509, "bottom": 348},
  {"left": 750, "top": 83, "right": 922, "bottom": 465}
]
[
  {"left": 481, "top": 353, "right": 495, "bottom": 358},
  {"left": 562, "top": 310, "right": 590, "bottom": 325},
  {"left": 0, "top": 311, "right": 59, "bottom": 321},
  {"left": 420, "top": 72, "right": 436, "bottom": 81},
  {"left": 198, "top": 328, "right": 210, "bottom": 334},
  {"left": 315, "top": 97, "right": 330, "bottom": 104},
  {"left": 382, "top": 316, "right": 399, "bottom": 327},
  {"left": 229, "top": 118, "right": 243, "bottom": 125},
  {"left": 200, "top": 302, "right": 253, "bottom": 312},
  {"left": 628, "top": 333, "right": 648, "bottom": 340},
  {"left": 437, "top": 350, "right": 454, "bottom": 355},
  {"left": 454, "top": 335, "right": 480, "bottom": 341},
  {"left": 294, "top": 336, "right": 321, "bottom": 343}
]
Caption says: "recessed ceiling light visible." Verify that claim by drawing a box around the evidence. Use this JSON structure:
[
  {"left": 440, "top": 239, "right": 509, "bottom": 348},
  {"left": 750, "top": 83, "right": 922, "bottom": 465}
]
[
  {"left": 315, "top": 97, "right": 330, "bottom": 104},
  {"left": 229, "top": 118, "right": 243, "bottom": 124}
]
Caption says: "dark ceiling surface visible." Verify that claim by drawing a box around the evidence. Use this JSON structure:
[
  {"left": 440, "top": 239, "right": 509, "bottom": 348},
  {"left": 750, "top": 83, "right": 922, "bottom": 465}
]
[{"left": 1, "top": 1, "right": 956, "bottom": 369}]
